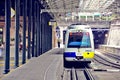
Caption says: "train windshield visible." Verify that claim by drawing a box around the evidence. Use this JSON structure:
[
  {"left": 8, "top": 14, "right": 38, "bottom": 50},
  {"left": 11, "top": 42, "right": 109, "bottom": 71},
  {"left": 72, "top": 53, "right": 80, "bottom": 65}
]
[{"left": 67, "top": 32, "right": 91, "bottom": 48}]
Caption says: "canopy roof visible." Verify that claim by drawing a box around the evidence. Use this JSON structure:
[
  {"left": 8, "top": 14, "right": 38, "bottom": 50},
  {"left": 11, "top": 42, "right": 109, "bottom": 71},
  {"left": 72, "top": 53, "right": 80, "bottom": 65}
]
[{"left": 40, "top": 0, "right": 120, "bottom": 23}]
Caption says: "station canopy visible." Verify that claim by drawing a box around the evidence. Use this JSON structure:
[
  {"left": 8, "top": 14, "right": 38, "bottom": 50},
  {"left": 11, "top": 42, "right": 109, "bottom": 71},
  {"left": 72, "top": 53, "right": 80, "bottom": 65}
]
[{"left": 40, "top": 0, "right": 120, "bottom": 25}]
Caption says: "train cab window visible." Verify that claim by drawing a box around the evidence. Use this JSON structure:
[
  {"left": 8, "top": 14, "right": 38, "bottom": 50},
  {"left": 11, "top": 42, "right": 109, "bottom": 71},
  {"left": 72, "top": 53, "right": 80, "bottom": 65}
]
[{"left": 67, "top": 32, "right": 91, "bottom": 48}]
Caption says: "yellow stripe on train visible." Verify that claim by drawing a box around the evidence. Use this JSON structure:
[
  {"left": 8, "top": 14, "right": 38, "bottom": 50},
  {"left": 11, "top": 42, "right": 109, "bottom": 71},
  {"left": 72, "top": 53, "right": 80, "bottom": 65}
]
[{"left": 82, "top": 52, "right": 94, "bottom": 58}]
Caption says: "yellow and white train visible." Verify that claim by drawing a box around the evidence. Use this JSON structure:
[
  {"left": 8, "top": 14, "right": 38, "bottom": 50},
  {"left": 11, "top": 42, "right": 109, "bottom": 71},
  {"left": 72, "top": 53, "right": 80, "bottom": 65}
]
[{"left": 63, "top": 24, "right": 94, "bottom": 67}]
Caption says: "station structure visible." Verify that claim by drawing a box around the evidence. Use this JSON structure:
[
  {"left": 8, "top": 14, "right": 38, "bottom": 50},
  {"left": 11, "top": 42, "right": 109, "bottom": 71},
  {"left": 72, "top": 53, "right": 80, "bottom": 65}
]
[{"left": 0, "top": 0, "right": 120, "bottom": 75}]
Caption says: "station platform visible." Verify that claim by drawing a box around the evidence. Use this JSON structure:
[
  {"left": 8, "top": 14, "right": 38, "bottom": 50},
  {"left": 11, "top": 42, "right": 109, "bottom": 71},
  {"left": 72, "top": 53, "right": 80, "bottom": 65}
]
[
  {"left": 99, "top": 45, "right": 120, "bottom": 55},
  {"left": 1, "top": 48, "right": 64, "bottom": 80}
]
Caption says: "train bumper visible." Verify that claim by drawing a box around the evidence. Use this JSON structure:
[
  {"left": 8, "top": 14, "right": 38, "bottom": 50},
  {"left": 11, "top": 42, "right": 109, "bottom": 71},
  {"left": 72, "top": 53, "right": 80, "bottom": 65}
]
[{"left": 64, "top": 52, "right": 94, "bottom": 61}]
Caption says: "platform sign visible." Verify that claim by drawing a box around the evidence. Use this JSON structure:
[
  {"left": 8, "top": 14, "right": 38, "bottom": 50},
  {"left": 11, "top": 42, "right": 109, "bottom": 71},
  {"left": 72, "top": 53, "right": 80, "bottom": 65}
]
[
  {"left": 48, "top": 20, "right": 57, "bottom": 26},
  {"left": 11, "top": 8, "right": 15, "bottom": 18}
]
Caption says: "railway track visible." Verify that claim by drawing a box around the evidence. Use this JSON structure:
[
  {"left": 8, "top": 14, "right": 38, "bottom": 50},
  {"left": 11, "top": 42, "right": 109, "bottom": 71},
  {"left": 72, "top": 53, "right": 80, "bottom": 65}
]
[
  {"left": 94, "top": 54, "right": 120, "bottom": 69},
  {"left": 62, "top": 67, "right": 95, "bottom": 80},
  {"left": 61, "top": 51, "right": 120, "bottom": 80}
]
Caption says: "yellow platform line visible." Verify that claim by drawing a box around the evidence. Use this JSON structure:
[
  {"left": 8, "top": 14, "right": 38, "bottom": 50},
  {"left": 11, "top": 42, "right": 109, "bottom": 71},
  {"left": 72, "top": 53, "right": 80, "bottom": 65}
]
[
  {"left": 0, "top": 59, "right": 29, "bottom": 62},
  {"left": 0, "top": 60, "right": 29, "bottom": 67}
]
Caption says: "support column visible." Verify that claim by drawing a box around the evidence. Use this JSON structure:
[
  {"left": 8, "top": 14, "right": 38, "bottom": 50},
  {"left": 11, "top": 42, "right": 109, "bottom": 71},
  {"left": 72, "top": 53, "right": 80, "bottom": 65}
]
[
  {"left": 43, "top": 15, "right": 45, "bottom": 53},
  {"left": 34, "top": 1, "right": 38, "bottom": 57},
  {"left": 4, "top": 0, "right": 11, "bottom": 74},
  {"left": 37, "top": 3, "right": 40, "bottom": 56},
  {"left": 44, "top": 15, "right": 46, "bottom": 52},
  {"left": 15, "top": 0, "right": 20, "bottom": 68},
  {"left": 39, "top": 12, "right": 42, "bottom": 54},
  {"left": 36, "top": 2, "right": 39, "bottom": 56},
  {"left": 22, "top": 0, "right": 27, "bottom": 64},
  {"left": 27, "top": 0, "right": 32, "bottom": 59},
  {"left": 31, "top": 0, "right": 35, "bottom": 57},
  {"left": 41, "top": 14, "right": 44, "bottom": 53},
  {"left": 46, "top": 23, "right": 49, "bottom": 51},
  {"left": 50, "top": 26, "right": 52, "bottom": 49}
]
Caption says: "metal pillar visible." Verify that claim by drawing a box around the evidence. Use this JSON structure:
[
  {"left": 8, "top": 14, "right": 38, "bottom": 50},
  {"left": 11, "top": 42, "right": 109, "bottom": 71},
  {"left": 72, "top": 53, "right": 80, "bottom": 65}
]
[
  {"left": 27, "top": 0, "right": 32, "bottom": 59},
  {"left": 48, "top": 19, "right": 52, "bottom": 50},
  {"left": 41, "top": 13, "right": 43, "bottom": 53},
  {"left": 47, "top": 26, "right": 50, "bottom": 50},
  {"left": 40, "top": 12, "right": 42, "bottom": 54},
  {"left": 46, "top": 22, "right": 48, "bottom": 51},
  {"left": 36, "top": 2, "right": 39, "bottom": 56},
  {"left": 44, "top": 17, "right": 46, "bottom": 52},
  {"left": 45, "top": 18, "right": 47, "bottom": 51},
  {"left": 22, "top": 0, "right": 27, "bottom": 64},
  {"left": 44, "top": 20, "right": 46, "bottom": 52},
  {"left": 15, "top": 0, "right": 20, "bottom": 68},
  {"left": 38, "top": 5, "right": 41, "bottom": 55},
  {"left": 39, "top": 4, "right": 41, "bottom": 55},
  {"left": 49, "top": 27, "right": 51, "bottom": 50},
  {"left": 42, "top": 14, "right": 45, "bottom": 53},
  {"left": 50, "top": 26, "right": 52, "bottom": 49},
  {"left": 31, "top": 0, "right": 35, "bottom": 57},
  {"left": 47, "top": 26, "right": 49, "bottom": 50},
  {"left": 34, "top": 1, "right": 38, "bottom": 57},
  {"left": 4, "top": 0, "right": 11, "bottom": 74},
  {"left": 50, "top": 25, "right": 52, "bottom": 49},
  {"left": 37, "top": 3, "right": 41, "bottom": 56},
  {"left": 44, "top": 15, "right": 46, "bottom": 52},
  {"left": 47, "top": 24, "right": 50, "bottom": 50}
]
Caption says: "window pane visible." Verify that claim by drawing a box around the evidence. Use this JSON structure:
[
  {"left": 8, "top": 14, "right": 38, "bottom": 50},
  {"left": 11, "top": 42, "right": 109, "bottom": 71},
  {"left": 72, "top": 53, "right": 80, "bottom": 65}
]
[{"left": 67, "top": 32, "right": 91, "bottom": 48}]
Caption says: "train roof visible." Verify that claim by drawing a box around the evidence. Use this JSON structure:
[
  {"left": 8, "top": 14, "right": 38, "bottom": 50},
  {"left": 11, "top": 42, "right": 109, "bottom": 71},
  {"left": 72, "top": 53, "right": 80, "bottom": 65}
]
[{"left": 67, "top": 24, "right": 91, "bottom": 30}]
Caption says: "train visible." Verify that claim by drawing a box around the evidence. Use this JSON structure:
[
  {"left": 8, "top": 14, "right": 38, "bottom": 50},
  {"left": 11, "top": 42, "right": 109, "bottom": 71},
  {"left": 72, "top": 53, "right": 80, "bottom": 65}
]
[{"left": 63, "top": 24, "right": 95, "bottom": 67}]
